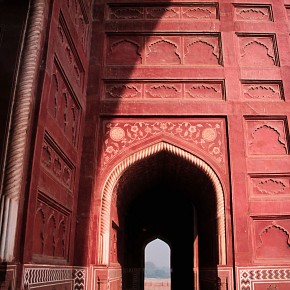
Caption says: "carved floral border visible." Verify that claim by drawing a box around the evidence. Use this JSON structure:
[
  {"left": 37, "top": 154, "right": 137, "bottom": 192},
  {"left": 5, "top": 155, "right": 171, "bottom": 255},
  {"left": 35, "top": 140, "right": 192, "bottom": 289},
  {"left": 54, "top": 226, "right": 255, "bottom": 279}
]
[{"left": 101, "top": 119, "right": 226, "bottom": 170}]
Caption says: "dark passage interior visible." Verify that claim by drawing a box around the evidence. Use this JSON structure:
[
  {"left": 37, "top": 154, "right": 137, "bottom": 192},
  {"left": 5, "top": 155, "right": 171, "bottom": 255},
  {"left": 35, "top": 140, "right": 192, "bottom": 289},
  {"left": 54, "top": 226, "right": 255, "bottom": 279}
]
[{"left": 113, "top": 150, "right": 220, "bottom": 290}]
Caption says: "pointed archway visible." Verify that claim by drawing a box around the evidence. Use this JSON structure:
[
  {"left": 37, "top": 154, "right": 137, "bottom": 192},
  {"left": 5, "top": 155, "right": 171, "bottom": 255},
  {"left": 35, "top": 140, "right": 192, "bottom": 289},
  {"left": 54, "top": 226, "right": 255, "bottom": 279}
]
[{"left": 98, "top": 141, "right": 226, "bottom": 265}]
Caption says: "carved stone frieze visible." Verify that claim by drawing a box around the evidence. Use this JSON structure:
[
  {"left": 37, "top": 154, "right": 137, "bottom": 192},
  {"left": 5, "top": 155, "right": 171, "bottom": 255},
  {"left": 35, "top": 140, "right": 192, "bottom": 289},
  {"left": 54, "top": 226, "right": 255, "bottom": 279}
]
[
  {"left": 107, "top": 4, "right": 218, "bottom": 20},
  {"left": 101, "top": 119, "right": 226, "bottom": 169},
  {"left": 104, "top": 80, "right": 224, "bottom": 100},
  {"left": 242, "top": 81, "right": 283, "bottom": 100},
  {"left": 234, "top": 4, "right": 273, "bottom": 21},
  {"left": 106, "top": 33, "right": 222, "bottom": 66}
]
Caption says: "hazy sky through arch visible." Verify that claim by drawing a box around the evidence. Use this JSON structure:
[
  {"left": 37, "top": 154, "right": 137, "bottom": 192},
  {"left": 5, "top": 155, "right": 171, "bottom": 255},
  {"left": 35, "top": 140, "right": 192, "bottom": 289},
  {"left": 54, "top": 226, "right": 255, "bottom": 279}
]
[{"left": 145, "top": 238, "right": 170, "bottom": 268}]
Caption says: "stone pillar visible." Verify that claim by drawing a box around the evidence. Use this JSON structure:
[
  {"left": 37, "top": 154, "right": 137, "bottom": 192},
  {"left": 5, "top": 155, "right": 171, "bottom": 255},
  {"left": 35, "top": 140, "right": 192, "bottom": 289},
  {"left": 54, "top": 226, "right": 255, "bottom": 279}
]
[{"left": 0, "top": 0, "right": 46, "bottom": 261}]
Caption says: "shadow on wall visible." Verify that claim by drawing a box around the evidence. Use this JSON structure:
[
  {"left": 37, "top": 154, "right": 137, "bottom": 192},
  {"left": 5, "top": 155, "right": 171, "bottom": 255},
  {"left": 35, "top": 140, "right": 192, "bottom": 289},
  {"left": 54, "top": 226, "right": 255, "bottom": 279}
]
[{"left": 75, "top": 1, "right": 222, "bottom": 290}]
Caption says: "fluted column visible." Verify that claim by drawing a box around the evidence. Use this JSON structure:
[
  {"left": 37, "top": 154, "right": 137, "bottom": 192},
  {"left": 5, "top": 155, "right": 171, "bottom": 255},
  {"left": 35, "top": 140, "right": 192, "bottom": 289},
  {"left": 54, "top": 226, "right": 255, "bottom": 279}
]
[{"left": 0, "top": 0, "right": 46, "bottom": 261}]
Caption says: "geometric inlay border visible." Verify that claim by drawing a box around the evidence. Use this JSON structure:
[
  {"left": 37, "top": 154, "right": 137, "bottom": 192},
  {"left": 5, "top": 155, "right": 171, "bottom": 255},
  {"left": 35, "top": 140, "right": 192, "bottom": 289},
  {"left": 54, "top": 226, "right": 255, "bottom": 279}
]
[
  {"left": 23, "top": 265, "right": 87, "bottom": 290},
  {"left": 238, "top": 267, "right": 290, "bottom": 290}
]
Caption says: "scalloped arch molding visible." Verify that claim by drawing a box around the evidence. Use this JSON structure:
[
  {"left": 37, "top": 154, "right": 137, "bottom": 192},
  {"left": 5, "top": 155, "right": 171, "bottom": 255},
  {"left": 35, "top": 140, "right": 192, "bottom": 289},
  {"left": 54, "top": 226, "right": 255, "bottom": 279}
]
[{"left": 98, "top": 141, "right": 226, "bottom": 265}]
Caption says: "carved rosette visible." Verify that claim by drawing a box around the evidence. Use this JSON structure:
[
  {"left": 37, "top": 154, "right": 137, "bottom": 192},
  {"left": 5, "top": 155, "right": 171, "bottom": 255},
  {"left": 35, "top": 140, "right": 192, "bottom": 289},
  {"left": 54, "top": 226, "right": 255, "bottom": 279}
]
[{"left": 102, "top": 120, "right": 225, "bottom": 169}]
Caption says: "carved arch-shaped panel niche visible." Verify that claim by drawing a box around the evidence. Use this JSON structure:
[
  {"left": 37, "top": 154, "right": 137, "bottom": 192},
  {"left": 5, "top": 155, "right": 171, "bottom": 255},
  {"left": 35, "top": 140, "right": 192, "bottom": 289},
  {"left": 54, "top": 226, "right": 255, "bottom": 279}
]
[
  {"left": 238, "top": 34, "right": 279, "bottom": 66},
  {"left": 246, "top": 119, "right": 288, "bottom": 155},
  {"left": 146, "top": 37, "right": 181, "bottom": 65},
  {"left": 98, "top": 141, "right": 226, "bottom": 266},
  {"left": 107, "top": 37, "right": 142, "bottom": 65},
  {"left": 255, "top": 222, "right": 290, "bottom": 259},
  {"left": 184, "top": 36, "right": 221, "bottom": 65}
]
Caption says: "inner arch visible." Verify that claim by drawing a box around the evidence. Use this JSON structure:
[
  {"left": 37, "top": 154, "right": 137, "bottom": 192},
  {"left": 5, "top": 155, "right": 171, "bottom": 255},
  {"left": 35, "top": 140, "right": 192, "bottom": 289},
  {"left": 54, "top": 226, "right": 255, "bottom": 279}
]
[{"left": 98, "top": 141, "right": 226, "bottom": 267}]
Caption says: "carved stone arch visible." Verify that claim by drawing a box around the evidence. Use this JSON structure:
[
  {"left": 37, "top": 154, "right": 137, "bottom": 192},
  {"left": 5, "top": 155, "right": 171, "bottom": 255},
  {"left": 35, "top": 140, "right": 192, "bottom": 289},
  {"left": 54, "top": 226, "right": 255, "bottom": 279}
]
[{"left": 98, "top": 141, "right": 226, "bottom": 265}]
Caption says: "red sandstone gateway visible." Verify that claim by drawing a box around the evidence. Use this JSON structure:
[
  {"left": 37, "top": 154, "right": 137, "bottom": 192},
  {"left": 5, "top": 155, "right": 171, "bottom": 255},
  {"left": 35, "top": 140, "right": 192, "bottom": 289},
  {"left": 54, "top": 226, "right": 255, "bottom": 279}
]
[{"left": 0, "top": 0, "right": 290, "bottom": 289}]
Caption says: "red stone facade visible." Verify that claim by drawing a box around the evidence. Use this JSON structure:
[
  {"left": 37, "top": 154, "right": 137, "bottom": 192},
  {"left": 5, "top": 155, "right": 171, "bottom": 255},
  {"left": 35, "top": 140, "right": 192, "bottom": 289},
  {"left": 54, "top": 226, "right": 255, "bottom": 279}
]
[{"left": 0, "top": 0, "right": 290, "bottom": 289}]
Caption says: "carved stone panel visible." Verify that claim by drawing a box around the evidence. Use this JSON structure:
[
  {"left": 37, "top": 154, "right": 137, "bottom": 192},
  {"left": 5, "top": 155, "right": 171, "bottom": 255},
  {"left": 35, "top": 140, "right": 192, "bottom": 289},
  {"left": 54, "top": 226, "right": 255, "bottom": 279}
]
[
  {"left": 106, "top": 4, "right": 218, "bottom": 20},
  {"left": 57, "top": 13, "right": 85, "bottom": 90},
  {"left": 249, "top": 175, "right": 290, "bottom": 199},
  {"left": 252, "top": 218, "right": 290, "bottom": 261},
  {"left": 41, "top": 133, "right": 75, "bottom": 191},
  {"left": 48, "top": 58, "right": 82, "bottom": 147},
  {"left": 241, "top": 81, "right": 284, "bottom": 101},
  {"left": 66, "top": 0, "right": 89, "bottom": 51},
  {"left": 245, "top": 118, "right": 289, "bottom": 156},
  {"left": 32, "top": 193, "right": 71, "bottom": 260},
  {"left": 104, "top": 80, "right": 225, "bottom": 100},
  {"left": 101, "top": 119, "right": 226, "bottom": 170},
  {"left": 106, "top": 34, "right": 222, "bottom": 66},
  {"left": 237, "top": 34, "right": 279, "bottom": 67},
  {"left": 234, "top": 4, "right": 273, "bottom": 21}
]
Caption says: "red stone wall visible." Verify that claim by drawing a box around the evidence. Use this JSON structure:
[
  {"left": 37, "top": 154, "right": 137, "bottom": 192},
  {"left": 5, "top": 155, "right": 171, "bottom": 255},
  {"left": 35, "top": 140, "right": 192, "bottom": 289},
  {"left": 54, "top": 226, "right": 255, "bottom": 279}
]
[
  {"left": 1, "top": 0, "right": 290, "bottom": 289},
  {"left": 84, "top": 0, "right": 290, "bottom": 289}
]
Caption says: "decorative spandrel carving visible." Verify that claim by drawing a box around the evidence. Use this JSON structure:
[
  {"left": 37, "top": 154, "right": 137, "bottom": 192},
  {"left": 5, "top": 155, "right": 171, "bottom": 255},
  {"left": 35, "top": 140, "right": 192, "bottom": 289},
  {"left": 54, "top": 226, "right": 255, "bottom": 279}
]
[
  {"left": 66, "top": 0, "right": 89, "bottom": 50},
  {"left": 106, "top": 34, "right": 222, "bottom": 66},
  {"left": 246, "top": 119, "right": 288, "bottom": 155},
  {"left": 238, "top": 35, "right": 279, "bottom": 66},
  {"left": 104, "top": 80, "right": 225, "bottom": 100},
  {"left": 48, "top": 60, "right": 82, "bottom": 147},
  {"left": 32, "top": 196, "right": 70, "bottom": 260},
  {"left": 242, "top": 82, "right": 283, "bottom": 100},
  {"left": 57, "top": 14, "right": 85, "bottom": 89},
  {"left": 146, "top": 37, "right": 181, "bottom": 65},
  {"left": 41, "top": 134, "right": 75, "bottom": 191},
  {"left": 234, "top": 5, "right": 272, "bottom": 21},
  {"left": 102, "top": 119, "right": 226, "bottom": 169}
]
